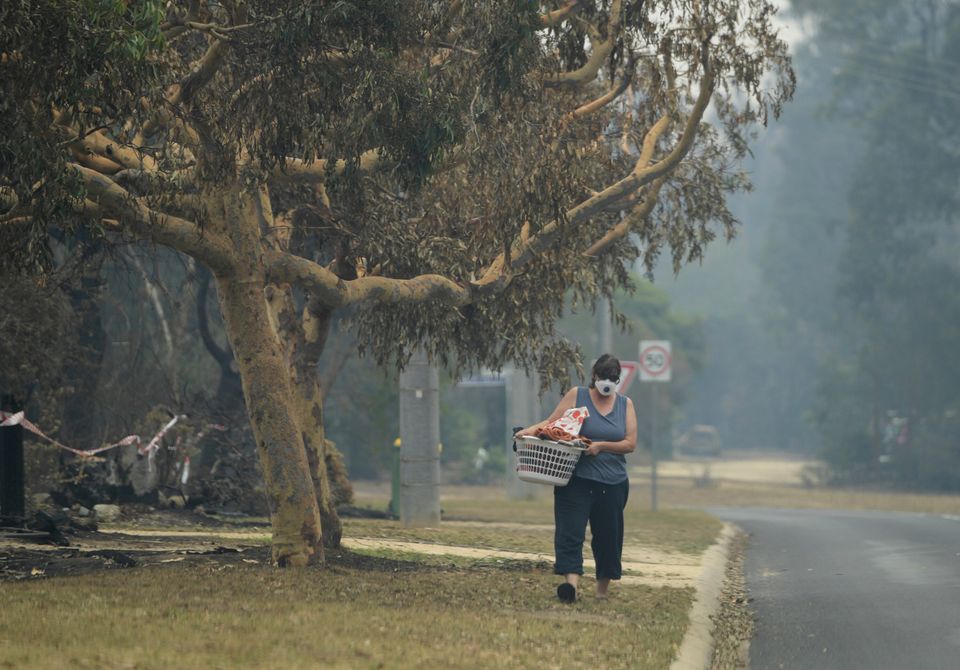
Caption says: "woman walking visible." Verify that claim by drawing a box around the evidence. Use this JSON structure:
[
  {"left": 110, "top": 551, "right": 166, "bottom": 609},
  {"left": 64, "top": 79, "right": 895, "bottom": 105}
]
[{"left": 515, "top": 354, "right": 638, "bottom": 602}]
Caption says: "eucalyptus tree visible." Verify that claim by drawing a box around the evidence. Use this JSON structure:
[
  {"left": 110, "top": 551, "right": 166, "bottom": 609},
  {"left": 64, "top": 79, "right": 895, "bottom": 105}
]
[{"left": 1, "top": 0, "right": 793, "bottom": 566}]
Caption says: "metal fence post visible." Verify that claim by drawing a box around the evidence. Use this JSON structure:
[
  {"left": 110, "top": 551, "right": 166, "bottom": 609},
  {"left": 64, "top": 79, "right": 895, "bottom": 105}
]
[{"left": 0, "top": 395, "right": 25, "bottom": 520}]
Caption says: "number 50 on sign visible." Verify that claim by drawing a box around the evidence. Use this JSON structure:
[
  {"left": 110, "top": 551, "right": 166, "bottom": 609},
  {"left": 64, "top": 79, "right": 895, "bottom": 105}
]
[{"left": 639, "top": 340, "right": 672, "bottom": 382}]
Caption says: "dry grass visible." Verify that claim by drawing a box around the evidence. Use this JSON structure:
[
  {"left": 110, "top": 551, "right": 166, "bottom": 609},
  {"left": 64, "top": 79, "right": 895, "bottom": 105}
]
[
  {"left": 0, "top": 559, "right": 693, "bottom": 669},
  {"left": 0, "top": 485, "right": 729, "bottom": 669},
  {"left": 340, "top": 482, "right": 722, "bottom": 562},
  {"left": 344, "top": 506, "right": 721, "bottom": 556}
]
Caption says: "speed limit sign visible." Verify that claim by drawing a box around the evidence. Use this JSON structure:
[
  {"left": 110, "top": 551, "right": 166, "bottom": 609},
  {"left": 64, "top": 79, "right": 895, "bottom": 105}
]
[{"left": 639, "top": 340, "right": 672, "bottom": 382}]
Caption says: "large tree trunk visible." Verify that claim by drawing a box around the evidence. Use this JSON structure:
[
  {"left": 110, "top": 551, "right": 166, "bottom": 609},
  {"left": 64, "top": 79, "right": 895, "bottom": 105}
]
[
  {"left": 213, "top": 185, "right": 323, "bottom": 566},
  {"left": 292, "top": 359, "right": 343, "bottom": 548},
  {"left": 265, "top": 284, "right": 349, "bottom": 549},
  {"left": 291, "top": 301, "right": 354, "bottom": 547},
  {"left": 264, "top": 207, "right": 351, "bottom": 549}
]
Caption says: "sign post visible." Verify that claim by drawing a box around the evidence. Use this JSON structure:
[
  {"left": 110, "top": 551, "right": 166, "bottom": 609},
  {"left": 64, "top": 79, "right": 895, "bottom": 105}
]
[{"left": 639, "top": 341, "right": 671, "bottom": 512}]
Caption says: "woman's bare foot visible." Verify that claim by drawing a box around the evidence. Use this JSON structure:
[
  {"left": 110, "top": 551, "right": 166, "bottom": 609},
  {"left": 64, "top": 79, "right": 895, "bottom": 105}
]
[{"left": 596, "top": 577, "right": 611, "bottom": 599}]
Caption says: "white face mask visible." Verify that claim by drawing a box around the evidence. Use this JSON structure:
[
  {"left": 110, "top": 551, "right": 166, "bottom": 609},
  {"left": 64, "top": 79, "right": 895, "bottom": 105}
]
[{"left": 595, "top": 379, "right": 617, "bottom": 396}]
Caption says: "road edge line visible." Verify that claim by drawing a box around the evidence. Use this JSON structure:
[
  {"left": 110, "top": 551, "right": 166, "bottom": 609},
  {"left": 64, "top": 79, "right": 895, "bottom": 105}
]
[{"left": 670, "top": 521, "right": 739, "bottom": 670}]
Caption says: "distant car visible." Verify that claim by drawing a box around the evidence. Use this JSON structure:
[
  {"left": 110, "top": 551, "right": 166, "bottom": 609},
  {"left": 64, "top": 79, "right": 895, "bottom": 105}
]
[{"left": 676, "top": 424, "right": 721, "bottom": 457}]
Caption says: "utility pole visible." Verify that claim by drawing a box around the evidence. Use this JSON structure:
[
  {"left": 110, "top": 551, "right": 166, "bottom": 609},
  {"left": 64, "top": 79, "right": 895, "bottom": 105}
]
[
  {"left": 597, "top": 297, "right": 613, "bottom": 357},
  {"left": 505, "top": 368, "right": 545, "bottom": 500},
  {"left": 398, "top": 349, "right": 441, "bottom": 526}
]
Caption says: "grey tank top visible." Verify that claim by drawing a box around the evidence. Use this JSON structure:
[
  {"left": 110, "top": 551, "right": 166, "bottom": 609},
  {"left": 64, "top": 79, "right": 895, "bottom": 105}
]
[{"left": 573, "top": 386, "right": 629, "bottom": 484}]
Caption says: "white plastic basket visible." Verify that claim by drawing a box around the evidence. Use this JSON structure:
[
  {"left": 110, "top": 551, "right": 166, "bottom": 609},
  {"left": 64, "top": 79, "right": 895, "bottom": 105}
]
[{"left": 515, "top": 436, "right": 585, "bottom": 486}]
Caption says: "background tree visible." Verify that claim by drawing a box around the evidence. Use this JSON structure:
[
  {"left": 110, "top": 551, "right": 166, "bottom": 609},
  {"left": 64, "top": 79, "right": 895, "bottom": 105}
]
[
  {"left": 662, "top": 27, "right": 858, "bottom": 453},
  {"left": 786, "top": 0, "right": 960, "bottom": 487},
  {"left": 1, "top": 0, "right": 793, "bottom": 566}
]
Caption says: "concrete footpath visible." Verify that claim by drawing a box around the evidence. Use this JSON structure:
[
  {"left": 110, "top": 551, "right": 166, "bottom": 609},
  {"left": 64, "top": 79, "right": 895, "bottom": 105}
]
[{"left": 344, "top": 533, "right": 703, "bottom": 589}]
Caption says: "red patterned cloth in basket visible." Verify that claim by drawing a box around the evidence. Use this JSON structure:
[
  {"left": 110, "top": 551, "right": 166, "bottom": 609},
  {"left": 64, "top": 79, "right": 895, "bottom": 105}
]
[{"left": 536, "top": 406, "right": 592, "bottom": 444}]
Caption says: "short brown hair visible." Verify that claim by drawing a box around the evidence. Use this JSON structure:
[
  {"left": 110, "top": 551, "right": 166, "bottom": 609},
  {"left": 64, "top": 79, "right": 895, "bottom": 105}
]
[{"left": 591, "top": 354, "right": 621, "bottom": 386}]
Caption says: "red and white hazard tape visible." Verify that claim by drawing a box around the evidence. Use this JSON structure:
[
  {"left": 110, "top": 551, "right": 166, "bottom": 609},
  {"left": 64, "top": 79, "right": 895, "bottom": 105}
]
[
  {"left": 0, "top": 410, "right": 139, "bottom": 460},
  {"left": 1, "top": 410, "right": 226, "bottom": 478}
]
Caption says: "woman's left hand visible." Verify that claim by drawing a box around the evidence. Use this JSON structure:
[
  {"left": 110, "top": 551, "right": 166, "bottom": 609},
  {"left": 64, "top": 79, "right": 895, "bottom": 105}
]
[{"left": 583, "top": 442, "right": 603, "bottom": 456}]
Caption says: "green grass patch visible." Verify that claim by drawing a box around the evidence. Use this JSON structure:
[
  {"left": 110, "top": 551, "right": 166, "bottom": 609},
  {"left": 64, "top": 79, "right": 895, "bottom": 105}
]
[{"left": 0, "top": 560, "right": 693, "bottom": 669}]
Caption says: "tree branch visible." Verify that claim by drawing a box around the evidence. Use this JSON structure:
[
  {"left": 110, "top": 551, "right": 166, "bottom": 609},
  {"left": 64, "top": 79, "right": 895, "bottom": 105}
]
[
  {"left": 583, "top": 178, "right": 664, "bottom": 257},
  {"left": 543, "top": 0, "right": 622, "bottom": 89},
  {"left": 270, "top": 150, "right": 381, "bottom": 184},
  {"left": 264, "top": 250, "right": 469, "bottom": 309},
  {"left": 540, "top": 1, "right": 581, "bottom": 28},
  {"left": 136, "top": 38, "right": 229, "bottom": 145},
  {"left": 569, "top": 55, "right": 634, "bottom": 119},
  {"left": 265, "top": 59, "right": 694, "bottom": 314},
  {"left": 73, "top": 164, "right": 234, "bottom": 274},
  {"left": 264, "top": 49, "right": 714, "bottom": 312},
  {"left": 177, "top": 39, "right": 230, "bottom": 105},
  {"left": 0, "top": 215, "right": 33, "bottom": 227},
  {"left": 112, "top": 166, "right": 197, "bottom": 194},
  {"left": 68, "top": 144, "right": 124, "bottom": 174},
  {"left": 161, "top": 0, "right": 202, "bottom": 40},
  {"left": 478, "top": 66, "right": 714, "bottom": 287},
  {"left": 65, "top": 127, "right": 159, "bottom": 173}
]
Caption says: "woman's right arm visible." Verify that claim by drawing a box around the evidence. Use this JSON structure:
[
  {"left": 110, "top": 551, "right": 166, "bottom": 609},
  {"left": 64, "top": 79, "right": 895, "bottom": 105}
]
[{"left": 514, "top": 387, "right": 578, "bottom": 438}]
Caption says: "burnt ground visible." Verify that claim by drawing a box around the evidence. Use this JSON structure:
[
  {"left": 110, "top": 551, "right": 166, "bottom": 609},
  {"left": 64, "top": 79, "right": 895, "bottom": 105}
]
[
  {"left": 0, "top": 542, "right": 436, "bottom": 581},
  {"left": 0, "top": 508, "right": 427, "bottom": 581}
]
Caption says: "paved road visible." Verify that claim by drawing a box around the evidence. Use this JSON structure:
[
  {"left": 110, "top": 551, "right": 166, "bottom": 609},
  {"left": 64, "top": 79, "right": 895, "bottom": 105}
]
[{"left": 713, "top": 507, "right": 960, "bottom": 670}]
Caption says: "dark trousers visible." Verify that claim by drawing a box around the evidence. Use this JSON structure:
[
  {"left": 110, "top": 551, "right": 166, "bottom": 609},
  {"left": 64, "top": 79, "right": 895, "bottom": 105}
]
[{"left": 553, "top": 475, "right": 629, "bottom": 580}]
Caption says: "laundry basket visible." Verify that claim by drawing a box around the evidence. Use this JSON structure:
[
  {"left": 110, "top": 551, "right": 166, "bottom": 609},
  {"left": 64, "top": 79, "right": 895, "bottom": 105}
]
[{"left": 515, "top": 436, "right": 585, "bottom": 486}]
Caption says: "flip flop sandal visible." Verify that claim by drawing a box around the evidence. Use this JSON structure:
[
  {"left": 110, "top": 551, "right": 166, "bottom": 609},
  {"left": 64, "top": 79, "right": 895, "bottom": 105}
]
[{"left": 557, "top": 583, "right": 576, "bottom": 603}]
